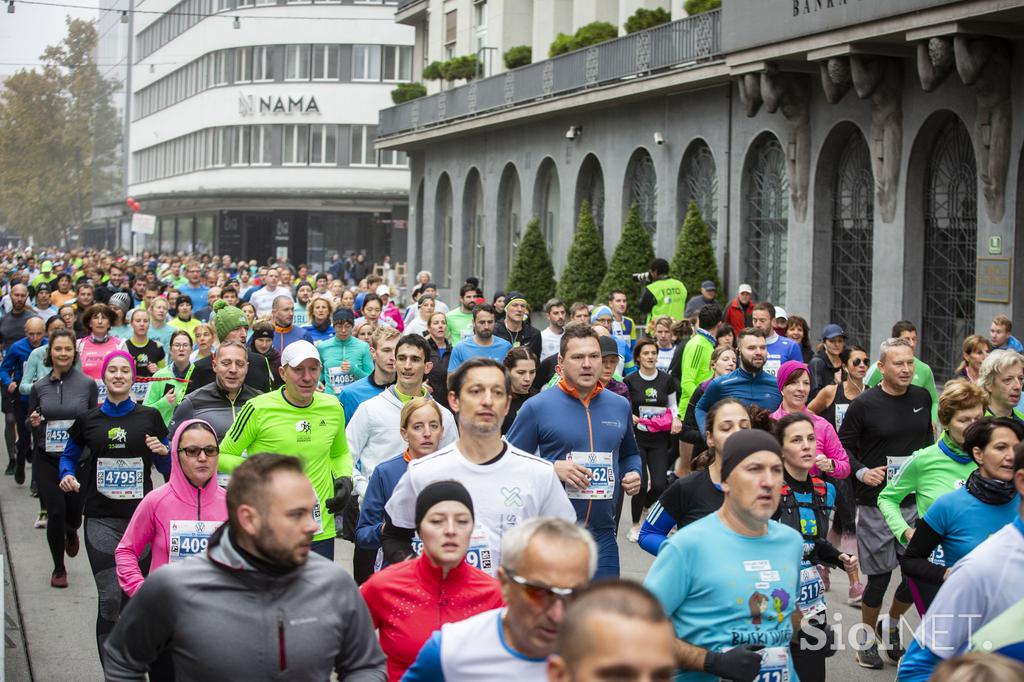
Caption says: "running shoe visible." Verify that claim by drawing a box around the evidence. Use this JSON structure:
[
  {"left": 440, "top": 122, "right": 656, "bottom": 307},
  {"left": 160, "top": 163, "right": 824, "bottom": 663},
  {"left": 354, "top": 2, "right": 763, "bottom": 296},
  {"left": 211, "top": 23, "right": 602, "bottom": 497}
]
[
  {"left": 627, "top": 526, "right": 640, "bottom": 543},
  {"left": 4, "top": 461, "right": 14, "bottom": 475},
  {"left": 66, "top": 531, "right": 80, "bottom": 558},
  {"left": 14, "top": 465, "right": 24, "bottom": 485},
  {"left": 847, "top": 581, "right": 864, "bottom": 606},
  {"left": 877, "top": 621, "right": 905, "bottom": 665},
  {"left": 855, "top": 641, "right": 884, "bottom": 669},
  {"left": 817, "top": 564, "right": 830, "bottom": 591},
  {"left": 33, "top": 511, "right": 47, "bottom": 529},
  {"left": 50, "top": 569, "right": 68, "bottom": 589},
  {"left": 29, "top": 480, "right": 38, "bottom": 497}
]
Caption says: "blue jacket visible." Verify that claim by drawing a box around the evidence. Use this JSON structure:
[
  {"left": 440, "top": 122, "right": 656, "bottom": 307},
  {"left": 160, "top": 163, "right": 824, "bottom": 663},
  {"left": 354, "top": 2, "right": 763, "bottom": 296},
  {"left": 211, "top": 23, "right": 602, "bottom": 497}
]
[
  {"left": 339, "top": 374, "right": 388, "bottom": 423},
  {"left": 59, "top": 397, "right": 172, "bottom": 479},
  {"left": 271, "top": 325, "right": 307, "bottom": 353},
  {"left": 355, "top": 452, "right": 408, "bottom": 550},
  {"left": 505, "top": 381, "right": 641, "bottom": 532},
  {"left": 694, "top": 366, "right": 782, "bottom": 432},
  {"left": 0, "top": 336, "right": 46, "bottom": 403},
  {"left": 302, "top": 322, "right": 334, "bottom": 344}
]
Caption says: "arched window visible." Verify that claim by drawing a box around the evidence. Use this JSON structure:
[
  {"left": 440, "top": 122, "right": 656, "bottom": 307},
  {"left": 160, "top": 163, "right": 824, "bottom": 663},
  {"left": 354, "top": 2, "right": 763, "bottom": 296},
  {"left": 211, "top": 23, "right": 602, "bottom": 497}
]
[
  {"left": 921, "top": 116, "right": 977, "bottom": 380},
  {"left": 463, "top": 169, "right": 485, "bottom": 285},
  {"left": 534, "top": 159, "right": 560, "bottom": 253},
  {"left": 434, "top": 173, "right": 453, "bottom": 288},
  {"left": 743, "top": 134, "right": 788, "bottom": 305},
  {"left": 830, "top": 130, "right": 874, "bottom": 346},
  {"left": 575, "top": 154, "right": 605, "bottom": 242},
  {"left": 625, "top": 148, "right": 657, "bottom": 237},
  {"left": 497, "top": 164, "right": 522, "bottom": 282},
  {"left": 677, "top": 141, "right": 718, "bottom": 242}
]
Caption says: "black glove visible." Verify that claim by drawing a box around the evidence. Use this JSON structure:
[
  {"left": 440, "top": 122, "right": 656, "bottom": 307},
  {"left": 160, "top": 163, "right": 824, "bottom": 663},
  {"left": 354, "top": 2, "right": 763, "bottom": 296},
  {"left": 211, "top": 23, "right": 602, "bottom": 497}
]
[
  {"left": 325, "top": 476, "right": 353, "bottom": 516},
  {"left": 703, "top": 644, "right": 764, "bottom": 682}
]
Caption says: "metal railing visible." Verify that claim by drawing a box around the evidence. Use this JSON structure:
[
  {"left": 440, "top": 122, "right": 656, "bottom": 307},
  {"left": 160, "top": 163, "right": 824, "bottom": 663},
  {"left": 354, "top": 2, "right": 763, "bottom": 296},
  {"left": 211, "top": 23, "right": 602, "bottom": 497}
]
[
  {"left": 396, "top": 0, "right": 424, "bottom": 11},
  {"left": 378, "top": 9, "right": 721, "bottom": 138}
]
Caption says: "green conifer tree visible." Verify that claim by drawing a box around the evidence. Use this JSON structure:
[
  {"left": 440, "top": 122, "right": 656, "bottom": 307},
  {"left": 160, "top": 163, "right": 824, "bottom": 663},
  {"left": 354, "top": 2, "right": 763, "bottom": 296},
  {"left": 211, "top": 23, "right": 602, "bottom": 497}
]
[
  {"left": 671, "top": 200, "right": 721, "bottom": 302},
  {"left": 507, "top": 217, "right": 556, "bottom": 311},
  {"left": 597, "top": 203, "right": 656, "bottom": 307},
  {"left": 556, "top": 200, "right": 607, "bottom": 305}
]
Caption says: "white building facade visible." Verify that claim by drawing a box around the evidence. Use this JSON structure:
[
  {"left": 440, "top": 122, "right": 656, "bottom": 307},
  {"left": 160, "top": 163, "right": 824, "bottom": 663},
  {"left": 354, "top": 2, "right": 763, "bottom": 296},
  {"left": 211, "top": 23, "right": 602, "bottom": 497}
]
[{"left": 117, "top": 0, "right": 413, "bottom": 268}]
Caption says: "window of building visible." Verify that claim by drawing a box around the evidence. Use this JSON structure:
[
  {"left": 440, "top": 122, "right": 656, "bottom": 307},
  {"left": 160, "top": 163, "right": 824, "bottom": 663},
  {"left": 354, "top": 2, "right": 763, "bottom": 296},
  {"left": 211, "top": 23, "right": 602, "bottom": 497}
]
[
  {"left": 233, "top": 125, "right": 252, "bottom": 165},
  {"left": 379, "top": 149, "right": 408, "bottom": 168},
  {"left": 217, "top": 0, "right": 233, "bottom": 11},
  {"left": 253, "top": 45, "right": 273, "bottom": 81},
  {"left": 445, "top": 10, "right": 457, "bottom": 48},
  {"left": 382, "top": 46, "right": 412, "bottom": 82},
  {"left": 473, "top": 0, "right": 486, "bottom": 29},
  {"left": 252, "top": 125, "right": 272, "bottom": 165},
  {"left": 312, "top": 45, "right": 339, "bottom": 80},
  {"left": 309, "top": 124, "right": 337, "bottom": 165},
  {"left": 208, "top": 127, "right": 227, "bottom": 167},
  {"left": 350, "top": 125, "right": 376, "bottom": 166},
  {"left": 212, "top": 50, "right": 229, "bottom": 85},
  {"left": 283, "top": 124, "right": 310, "bottom": 165},
  {"left": 285, "top": 45, "right": 311, "bottom": 80},
  {"left": 235, "top": 47, "right": 253, "bottom": 83},
  {"left": 352, "top": 45, "right": 382, "bottom": 81},
  {"left": 236, "top": 0, "right": 254, "bottom": 7}
]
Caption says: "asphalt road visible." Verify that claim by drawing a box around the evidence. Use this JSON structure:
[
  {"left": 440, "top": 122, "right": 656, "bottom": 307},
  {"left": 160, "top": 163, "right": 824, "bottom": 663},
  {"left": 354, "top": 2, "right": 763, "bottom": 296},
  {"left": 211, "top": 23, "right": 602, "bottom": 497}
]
[{"left": 2, "top": 454, "right": 915, "bottom": 680}]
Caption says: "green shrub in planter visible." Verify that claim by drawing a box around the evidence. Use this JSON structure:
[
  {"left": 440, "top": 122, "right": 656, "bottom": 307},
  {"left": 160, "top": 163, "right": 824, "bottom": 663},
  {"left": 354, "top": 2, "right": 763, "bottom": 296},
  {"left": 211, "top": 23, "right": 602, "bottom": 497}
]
[
  {"left": 503, "top": 45, "right": 532, "bottom": 69},
  {"left": 624, "top": 7, "right": 671, "bottom": 33},
  {"left": 390, "top": 82, "right": 427, "bottom": 104}
]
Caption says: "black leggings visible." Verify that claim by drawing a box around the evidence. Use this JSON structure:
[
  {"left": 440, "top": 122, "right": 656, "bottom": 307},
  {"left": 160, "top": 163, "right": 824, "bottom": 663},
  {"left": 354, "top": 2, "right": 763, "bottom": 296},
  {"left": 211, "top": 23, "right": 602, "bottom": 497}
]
[
  {"left": 863, "top": 569, "right": 913, "bottom": 610},
  {"left": 85, "top": 516, "right": 131, "bottom": 668},
  {"left": 34, "top": 453, "right": 81, "bottom": 572},
  {"left": 827, "top": 474, "right": 857, "bottom": 535},
  {"left": 4, "top": 411, "right": 16, "bottom": 465},
  {"left": 633, "top": 436, "right": 672, "bottom": 523}
]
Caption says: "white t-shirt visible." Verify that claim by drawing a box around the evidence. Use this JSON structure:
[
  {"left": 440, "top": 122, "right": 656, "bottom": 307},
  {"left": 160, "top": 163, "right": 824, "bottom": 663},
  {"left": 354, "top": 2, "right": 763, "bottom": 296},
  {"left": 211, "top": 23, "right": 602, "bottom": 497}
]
[
  {"left": 384, "top": 442, "right": 575, "bottom": 570},
  {"left": 249, "top": 285, "right": 292, "bottom": 318},
  {"left": 540, "top": 328, "right": 562, "bottom": 361}
]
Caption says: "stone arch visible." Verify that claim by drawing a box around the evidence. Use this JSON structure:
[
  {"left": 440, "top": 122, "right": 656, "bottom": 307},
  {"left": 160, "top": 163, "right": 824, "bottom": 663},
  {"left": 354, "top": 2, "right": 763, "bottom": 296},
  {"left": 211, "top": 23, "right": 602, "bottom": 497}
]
[
  {"left": 532, "top": 157, "right": 561, "bottom": 255},
  {"left": 623, "top": 147, "right": 658, "bottom": 238},
  {"left": 574, "top": 153, "right": 605, "bottom": 243},
  {"left": 676, "top": 139, "right": 718, "bottom": 244},
  {"left": 496, "top": 163, "right": 522, "bottom": 286},
  {"left": 740, "top": 132, "right": 789, "bottom": 305},
  {"left": 462, "top": 168, "right": 485, "bottom": 286},
  {"left": 434, "top": 172, "right": 454, "bottom": 289},
  {"left": 905, "top": 112, "right": 978, "bottom": 381}
]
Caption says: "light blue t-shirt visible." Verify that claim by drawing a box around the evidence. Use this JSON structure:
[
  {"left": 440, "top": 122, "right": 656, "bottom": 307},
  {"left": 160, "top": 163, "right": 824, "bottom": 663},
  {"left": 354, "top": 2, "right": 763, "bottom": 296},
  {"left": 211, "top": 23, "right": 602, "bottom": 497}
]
[
  {"left": 644, "top": 512, "right": 803, "bottom": 681},
  {"left": 923, "top": 487, "right": 1020, "bottom": 568},
  {"left": 448, "top": 336, "right": 513, "bottom": 373},
  {"left": 763, "top": 333, "right": 803, "bottom": 375}
]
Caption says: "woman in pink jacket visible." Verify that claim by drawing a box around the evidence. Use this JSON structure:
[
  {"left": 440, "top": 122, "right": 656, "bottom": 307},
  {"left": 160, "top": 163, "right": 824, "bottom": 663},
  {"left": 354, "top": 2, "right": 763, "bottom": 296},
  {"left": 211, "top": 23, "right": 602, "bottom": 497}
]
[
  {"left": 770, "top": 360, "right": 851, "bottom": 479},
  {"left": 115, "top": 418, "right": 227, "bottom": 597},
  {"left": 77, "top": 304, "right": 127, "bottom": 384}
]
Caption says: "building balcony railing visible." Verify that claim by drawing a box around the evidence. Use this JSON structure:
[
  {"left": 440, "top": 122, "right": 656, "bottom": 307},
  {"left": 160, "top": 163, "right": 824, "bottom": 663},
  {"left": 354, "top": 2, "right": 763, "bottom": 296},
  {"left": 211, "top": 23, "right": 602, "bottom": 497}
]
[
  {"left": 396, "top": 0, "right": 423, "bottom": 9},
  {"left": 378, "top": 9, "right": 721, "bottom": 138}
]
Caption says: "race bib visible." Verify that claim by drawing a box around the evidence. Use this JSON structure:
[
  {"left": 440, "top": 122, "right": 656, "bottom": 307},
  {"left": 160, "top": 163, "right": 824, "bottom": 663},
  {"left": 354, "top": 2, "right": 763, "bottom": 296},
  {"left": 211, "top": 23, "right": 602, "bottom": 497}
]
[
  {"left": 756, "top": 647, "right": 791, "bottom": 682},
  {"left": 96, "top": 457, "right": 144, "bottom": 500},
  {"left": 129, "top": 382, "right": 149, "bottom": 403},
  {"left": 464, "top": 526, "right": 495, "bottom": 576},
  {"left": 45, "top": 419, "right": 73, "bottom": 453},
  {"left": 95, "top": 379, "right": 108, "bottom": 405},
  {"left": 217, "top": 473, "right": 231, "bottom": 489},
  {"left": 764, "top": 358, "right": 781, "bottom": 376},
  {"left": 834, "top": 403, "right": 849, "bottom": 431},
  {"left": 638, "top": 405, "right": 667, "bottom": 420},
  {"left": 886, "top": 456, "right": 909, "bottom": 482},
  {"left": 566, "top": 451, "right": 615, "bottom": 500},
  {"left": 798, "top": 565, "right": 826, "bottom": 616},
  {"left": 312, "top": 502, "right": 323, "bottom": 533},
  {"left": 168, "top": 519, "right": 222, "bottom": 562},
  {"left": 328, "top": 366, "right": 354, "bottom": 393},
  {"left": 928, "top": 543, "right": 946, "bottom": 567},
  {"left": 460, "top": 327, "right": 473, "bottom": 340}
]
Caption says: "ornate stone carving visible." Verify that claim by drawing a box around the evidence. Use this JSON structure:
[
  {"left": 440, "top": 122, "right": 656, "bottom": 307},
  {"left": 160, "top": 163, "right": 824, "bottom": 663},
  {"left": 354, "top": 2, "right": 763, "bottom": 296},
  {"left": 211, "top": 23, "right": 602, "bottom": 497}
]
[
  {"left": 737, "top": 73, "right": 762, "bottom": 117},
  {"left": 820, "top": 56, "right": 852, "bottom": 104},
  {"left": 850, "top": 55, "right": 902, "bottom": 223},
  {"left": 760, "top": 67, "right": 811, "bottom": 222},
  {"left": 956, "top": 35, "right": 1012, "bottom": 223},
  {"left": 917, "top": 37, "right": 955, "bottom": 91}
]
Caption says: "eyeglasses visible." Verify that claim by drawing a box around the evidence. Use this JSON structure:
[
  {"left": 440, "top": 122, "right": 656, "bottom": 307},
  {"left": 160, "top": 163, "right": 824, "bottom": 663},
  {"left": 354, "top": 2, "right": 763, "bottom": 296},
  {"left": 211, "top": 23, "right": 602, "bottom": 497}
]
[
  {"left": 171, "top": 343, "right": 192, "bottom": 350},
  {"left": 851, "top": 358, "right": 868, "bottom": 366},
  {"left": 504, "top": 569, "right": 579, "bottom": 607},
  {"left": 178, "top": 445, "right": 219, "bottom": 458}
]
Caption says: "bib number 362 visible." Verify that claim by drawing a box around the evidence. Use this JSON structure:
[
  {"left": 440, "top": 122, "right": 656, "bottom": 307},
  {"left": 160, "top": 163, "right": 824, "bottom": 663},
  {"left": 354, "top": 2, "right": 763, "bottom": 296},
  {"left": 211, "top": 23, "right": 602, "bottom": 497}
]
[{"left": 566, "top": 451, "right": 614, "bottom": 500}]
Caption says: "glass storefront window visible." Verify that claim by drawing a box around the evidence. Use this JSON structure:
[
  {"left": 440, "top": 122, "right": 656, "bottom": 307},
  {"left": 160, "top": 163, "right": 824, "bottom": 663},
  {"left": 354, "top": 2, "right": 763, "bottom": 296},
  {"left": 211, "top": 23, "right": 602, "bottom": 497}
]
[
  {"left": 178, "top": 216, "right": 195, "bottom": 254},
  {"left": 159, "top": 218, "right": 176, "bottom": 253},
  {"left": 196, "top": 215, "right": 215, "bottom": 254}
]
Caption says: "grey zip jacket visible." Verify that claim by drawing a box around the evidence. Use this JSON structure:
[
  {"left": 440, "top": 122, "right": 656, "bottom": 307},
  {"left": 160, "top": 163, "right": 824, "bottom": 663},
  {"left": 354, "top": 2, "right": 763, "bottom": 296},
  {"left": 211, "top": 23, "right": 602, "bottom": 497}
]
[{"left": 103, "top": 524, "right": 386, "bottom": 681}]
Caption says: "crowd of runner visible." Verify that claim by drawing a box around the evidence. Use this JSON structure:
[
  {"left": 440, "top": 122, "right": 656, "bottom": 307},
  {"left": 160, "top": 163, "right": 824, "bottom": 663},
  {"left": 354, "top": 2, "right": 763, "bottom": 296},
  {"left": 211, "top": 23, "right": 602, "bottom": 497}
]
[{"left": 0, "top": 247, "right": 1022, "bottom": 681}]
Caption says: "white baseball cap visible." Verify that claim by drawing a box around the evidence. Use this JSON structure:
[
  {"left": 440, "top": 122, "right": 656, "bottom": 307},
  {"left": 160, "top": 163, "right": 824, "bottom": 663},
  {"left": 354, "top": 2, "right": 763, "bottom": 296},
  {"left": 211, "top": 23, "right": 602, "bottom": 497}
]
[
  {"left": 738, "top": 283, "right": 753, "bottom": 294},
  {"left": 774, "top": 307, "right": 789, "bottom": 321},
  {"left": 280, "top": 340, "right": 321, "bottom": 368},
  {"left": 376, "top": 284, "right": 391, "bottom": 297}
]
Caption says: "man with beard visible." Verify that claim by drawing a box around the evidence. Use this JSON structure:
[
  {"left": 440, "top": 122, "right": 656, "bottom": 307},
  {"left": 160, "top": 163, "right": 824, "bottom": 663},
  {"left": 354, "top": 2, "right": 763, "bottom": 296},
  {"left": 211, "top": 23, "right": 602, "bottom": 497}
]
[
  {"left": 103, "top": 453, "right": 385, "bottom": 681},
  {"left": 447, "top": 304, "right": 512, "bottom": 373},
  {"left": 1, "top": 284, "right": 39, "bottom": 476},
  {"left": 694, "top": 327, "right": 782, "bottom": 431}
]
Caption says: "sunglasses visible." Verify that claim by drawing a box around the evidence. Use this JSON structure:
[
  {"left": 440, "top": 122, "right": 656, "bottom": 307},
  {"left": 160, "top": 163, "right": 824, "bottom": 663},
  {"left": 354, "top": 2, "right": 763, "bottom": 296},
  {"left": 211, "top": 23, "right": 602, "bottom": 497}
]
[
  {"left": 178, "top": 445, "right": 219, "bottom": 459},
  {"left": 850, "top": 358, "right": 868, "bottom": 366},
  {"left": 505, "top": 569, "right": 579, "bottom": 607}
]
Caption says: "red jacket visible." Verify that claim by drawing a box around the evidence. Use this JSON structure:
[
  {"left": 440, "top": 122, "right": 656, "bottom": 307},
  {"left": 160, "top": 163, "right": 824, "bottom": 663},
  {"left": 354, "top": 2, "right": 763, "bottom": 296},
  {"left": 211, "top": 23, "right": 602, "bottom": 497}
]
[
  {"left": 726, "top": 297, "right": 753, "bottom": 336},
  {"left": 359, "top": 552, "right": 504, "bottom": 681}
]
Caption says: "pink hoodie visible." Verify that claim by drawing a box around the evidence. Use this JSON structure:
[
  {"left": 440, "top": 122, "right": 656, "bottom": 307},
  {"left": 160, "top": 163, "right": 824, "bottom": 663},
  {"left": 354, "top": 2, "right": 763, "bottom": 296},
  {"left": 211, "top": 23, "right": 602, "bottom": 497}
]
[
  {"left": 77, "top": 335, "right": 127, "bottom": 380},
  {"left": 115, "top": 418, "right": 227, "bottom": 596},
  {"left": 770, "top": 406, "right": 852, "bottom": 479}
]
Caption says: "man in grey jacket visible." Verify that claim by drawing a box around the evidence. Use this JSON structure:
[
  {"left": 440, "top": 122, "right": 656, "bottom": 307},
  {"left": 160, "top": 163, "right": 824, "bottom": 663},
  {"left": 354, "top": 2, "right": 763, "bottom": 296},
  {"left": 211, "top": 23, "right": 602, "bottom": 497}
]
[
  {"left": 103, "top": 453, "right": 386, "bottom": 681},
  {"left": 168, "top": 340, "right": 261, "bottom": 442}
]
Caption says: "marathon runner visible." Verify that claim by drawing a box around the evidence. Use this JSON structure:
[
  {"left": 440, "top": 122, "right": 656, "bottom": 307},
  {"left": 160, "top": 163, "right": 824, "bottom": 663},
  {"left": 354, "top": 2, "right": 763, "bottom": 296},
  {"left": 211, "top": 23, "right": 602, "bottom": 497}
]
[
  {"left": 318, "top": 307, "right": 375, "bottom": 398},
  {"left": 977, "top": 349, "right": 1023, "bottom": 423},
  {"left": 494, "top": 292, "right": 541, "bottom": 358},
  {"left": 339, "top": 325, "right": 400, "bottom": 422},
  {"left": 694, "top": 327, "right": 781, "bottom": 431},
  {"left": 167, "top": 340, "right": 261, "bottom": 441},
  {"left": 505, "top": 323, "right": 641, "bottom": 578},
  {"left": 0, "top": 316, "right": 46, "bottom": 485}
]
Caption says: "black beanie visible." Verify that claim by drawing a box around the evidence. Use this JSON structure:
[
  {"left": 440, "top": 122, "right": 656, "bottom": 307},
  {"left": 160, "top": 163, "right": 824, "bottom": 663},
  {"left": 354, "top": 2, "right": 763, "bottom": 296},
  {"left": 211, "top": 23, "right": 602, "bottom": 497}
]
[
  {"left": 414, "top": 480, "right": 474, "bottom": 528},
  {"left": 720, "top": 429, "right": 783, "bottom": 482}
]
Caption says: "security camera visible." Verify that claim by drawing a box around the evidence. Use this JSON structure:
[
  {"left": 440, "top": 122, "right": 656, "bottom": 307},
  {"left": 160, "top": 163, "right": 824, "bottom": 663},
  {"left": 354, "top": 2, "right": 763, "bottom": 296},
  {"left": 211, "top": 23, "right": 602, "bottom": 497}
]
[
  {"left": 565, "top": 126, "right": 581, "bottom": 140},
  {"left": 654, "top": 132, "right": 665, "bottom": 146}
]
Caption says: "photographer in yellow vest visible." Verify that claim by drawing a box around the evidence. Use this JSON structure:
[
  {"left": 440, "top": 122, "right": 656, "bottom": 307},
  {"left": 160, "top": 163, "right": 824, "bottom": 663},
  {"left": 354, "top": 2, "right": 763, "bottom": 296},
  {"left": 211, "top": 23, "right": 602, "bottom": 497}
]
[{"left": 637, "top": 258, "right": 686, "bottom": 323}]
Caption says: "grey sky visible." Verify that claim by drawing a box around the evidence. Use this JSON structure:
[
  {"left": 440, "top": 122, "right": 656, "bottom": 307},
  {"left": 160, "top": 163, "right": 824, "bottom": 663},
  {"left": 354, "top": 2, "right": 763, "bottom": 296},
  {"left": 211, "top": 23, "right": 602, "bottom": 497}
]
[{"left": 0, "top": 0, "right": 101, "bottom": 77}]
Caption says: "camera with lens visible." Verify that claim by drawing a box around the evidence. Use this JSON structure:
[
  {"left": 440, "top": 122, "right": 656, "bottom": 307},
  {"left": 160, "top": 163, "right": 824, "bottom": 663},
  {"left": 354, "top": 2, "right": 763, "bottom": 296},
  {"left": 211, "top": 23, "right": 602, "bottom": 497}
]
[{"left": 631, "top": 271, "right": 651, "bottom": 284}]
